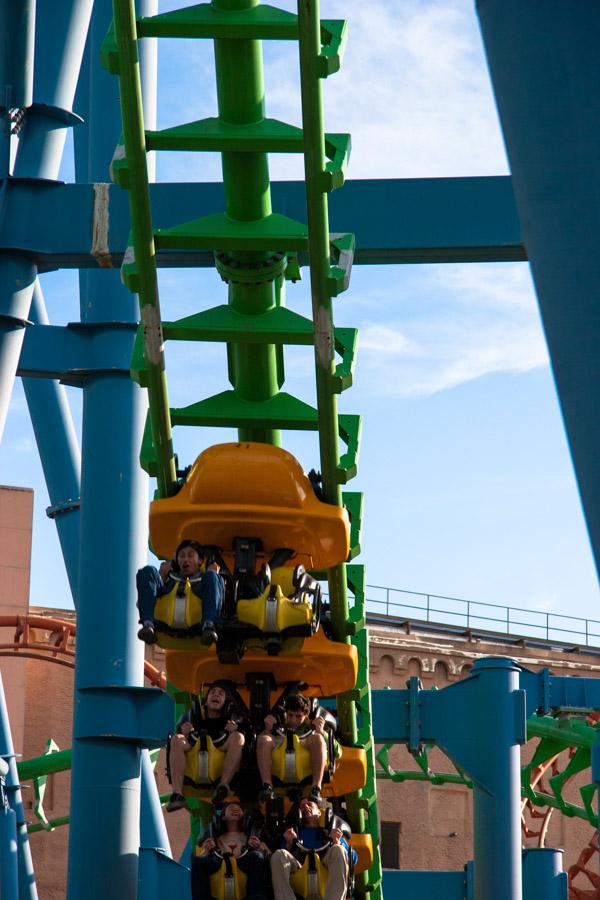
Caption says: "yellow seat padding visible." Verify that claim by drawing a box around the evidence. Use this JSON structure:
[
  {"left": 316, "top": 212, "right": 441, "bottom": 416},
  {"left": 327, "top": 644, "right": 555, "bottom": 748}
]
[
  {"left": 166, "top": 629, "right": 357, "bottom": 696},
  {"left": 290, "top": 852, "right": 329, "bottom": 899},
  {"left": 183, "top": 735, "right": 224, "bottom": 796},
  {"left": 272, "top": 732, "right": 314, "bottom": 786},
  {"left": 208, "top": 856, "right": 247, "bottom": 900},
  {"left": 154, "top": 580, "right": 203, "bottom": 630},
  {"left": 149, "top": 442, "right": 350, "bottom": 569},
  {"left": 237, "top": 584, "right": 313, "bottom": 633}
]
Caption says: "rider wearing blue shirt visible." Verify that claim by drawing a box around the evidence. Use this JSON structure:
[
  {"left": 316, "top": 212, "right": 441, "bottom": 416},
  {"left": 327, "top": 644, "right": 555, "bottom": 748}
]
[{"left": 271, "top": 797, "right": 356, "bottom": 900}]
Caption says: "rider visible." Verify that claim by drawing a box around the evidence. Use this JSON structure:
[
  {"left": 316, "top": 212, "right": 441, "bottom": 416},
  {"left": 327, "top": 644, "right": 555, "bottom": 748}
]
[
  {"left": 191, "top": 801, "right": 270, "bottom": 900},
  {"left": 256, "top": 693, "right": 330, "bottom": 803},
  {"left": 166, "top": 682, "right": 246, "bottom": 810},
  {"left": 136, "top": 539, "right": 223, "bottom": 646},
  {"left": 270, "top": 797, "right": 356, "bottom": 900}
]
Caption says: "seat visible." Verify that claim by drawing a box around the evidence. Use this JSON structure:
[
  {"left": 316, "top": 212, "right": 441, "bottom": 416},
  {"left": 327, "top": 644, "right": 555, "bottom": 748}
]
[
  {"left": 322, "top": 747, "right": 367, "bottom": 798},
  {"left": 201, "top": 853, "right": 247, "bottom": 900},
  {"left": 289, "top": 850, "right": 329, "bottom": 899},
  {"left": 149, "top": 442, "right": 350, "bottom": 570},
  {"left": 182, "top": 733, "right": 225, "bottom": 795},
  {"left": 352, "top": 834, "right": 373, "bottom": 875},
  {"left": 166, "top": 629, "right": 358, "bottom": 696}
]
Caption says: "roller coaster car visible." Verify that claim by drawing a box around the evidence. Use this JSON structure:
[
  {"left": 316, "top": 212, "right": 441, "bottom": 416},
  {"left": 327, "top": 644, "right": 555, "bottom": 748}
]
[
  {"left": 150, "top": 442, "right": 349, "bottom": 658},
  {"left": 166, "top": 628, "right": 358, "bottom": 699},
  {"left": 173, "top": 682, "right": 366, "bottom": 803},
  {"left": 152, "top": 559, "right": 322, "bottom": 656},
  {"left": 150, "top": 443, "right": 350, "bottom": 570}
]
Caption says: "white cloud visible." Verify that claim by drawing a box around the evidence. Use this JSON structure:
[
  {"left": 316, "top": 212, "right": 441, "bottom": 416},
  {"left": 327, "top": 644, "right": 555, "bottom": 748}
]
[
  {"left": 355, "top": 262, "right": 549, "bottom": 397},
  {"left": 265, "top": 0, "right": 507, "bottom": 180},
  {"left": 360, "top": 325, "right": 416, "bottom": 356},
  {"left": 11, "top": 436, "right": 35, "bottom": 453}
]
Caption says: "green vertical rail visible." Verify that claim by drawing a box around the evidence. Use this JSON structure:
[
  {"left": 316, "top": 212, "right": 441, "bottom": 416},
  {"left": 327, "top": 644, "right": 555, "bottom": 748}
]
[
  {"left": 296, "top": 3, "right": 382, "bottom": 895},
  {"left": 297, "top": 0, "right": 349, "bottom": 642},
  {"left": 111, "top": 0, "right": 177, "bottom": 498}
]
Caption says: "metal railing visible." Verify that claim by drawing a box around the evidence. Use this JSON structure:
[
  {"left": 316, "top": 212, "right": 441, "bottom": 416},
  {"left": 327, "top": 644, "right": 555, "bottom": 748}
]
[{"left": 361, "top": 585, "right": 600, "bottom": 648}]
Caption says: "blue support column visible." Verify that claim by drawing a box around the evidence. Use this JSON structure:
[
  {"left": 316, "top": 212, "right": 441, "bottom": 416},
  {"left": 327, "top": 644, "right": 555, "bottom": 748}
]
[
  {"left": 0, "top": 673, "right": 37, "bottom": 900},
  {"left": 0, "top": 0, "right": 92, "bottom": 440},
  {"left": 22, "top": 282, "right": 81, "bottom": 601},
  {"left": 0, "top": 765, "right": 19, "bottom": 900},
  {"left": 469, "top": 659, "right": 524, "bottom": 900},
  {"left": 372, "top": 657, "right": 527, "bottom": 900},
  {"left": 476, "top": 1, "right": 600, "bottom": 580},
  {"left": 0, "top": 0, "right": 35, "bottom": 176},
  {"left": 522, "top": 849, "right": 567, "bottom": 900},
  {"left": 67, "top": 1, "right": 169, "bottom": 896}
]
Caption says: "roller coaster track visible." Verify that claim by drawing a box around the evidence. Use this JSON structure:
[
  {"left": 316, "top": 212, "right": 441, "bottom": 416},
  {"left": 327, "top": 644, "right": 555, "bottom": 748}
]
[
  {"left": 101, "top": 0, "right": 380, "bottom": 895},
  {"left": 0, "top": 614, "right": 165, "bottom": 688}
]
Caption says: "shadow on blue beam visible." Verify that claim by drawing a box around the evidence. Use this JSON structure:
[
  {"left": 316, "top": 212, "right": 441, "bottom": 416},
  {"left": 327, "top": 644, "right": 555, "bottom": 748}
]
[
  {"left": 0, "top": 177, "right": 524, "bottom": 269},
  {"left": 139, "top": 848, "right": 189, "bottom": 900},
  {"left": 382, "top": 870, "right": 467, "bottom": 899},
  {"left": 382, "top": 850, "right": 567, "bottom": 900}
]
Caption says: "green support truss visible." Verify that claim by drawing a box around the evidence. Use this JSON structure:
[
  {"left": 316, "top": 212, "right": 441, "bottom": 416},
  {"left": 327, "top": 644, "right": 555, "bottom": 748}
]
[
  {"left": 375, "top": 712, "right": 600, "bottom": 831},
  {"left": 102, "top": 0, "right": 382, "bottom": 895}
]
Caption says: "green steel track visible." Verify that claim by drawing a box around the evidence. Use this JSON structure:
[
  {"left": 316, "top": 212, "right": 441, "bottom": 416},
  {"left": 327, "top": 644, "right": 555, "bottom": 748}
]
[{"left": 102, "top": 0, "right": 381, "bottom": 896}]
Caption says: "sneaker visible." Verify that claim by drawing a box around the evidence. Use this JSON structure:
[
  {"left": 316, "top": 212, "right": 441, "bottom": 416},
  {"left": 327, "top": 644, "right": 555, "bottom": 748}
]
[
  {"left": 166, "top": 792, "right": 187, "bottom": 812},
  {"left": 200, "top": 621, "right": 218, "bottom": 646},
  {"left": 259, "top": 783, "right": 275, "bottom": 802},
  {"left": 137, "top": 621, "right": 157, "bottom": 644},
  {"left": 212, "top": 782, "right": 230, "bottom": 803},
  {"left": 308, "top": 785, "right": 322, "bottom": 803}
]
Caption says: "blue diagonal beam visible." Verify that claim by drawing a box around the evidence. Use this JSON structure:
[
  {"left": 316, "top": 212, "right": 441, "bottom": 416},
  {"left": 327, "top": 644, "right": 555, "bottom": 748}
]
[
  {"left": 0, "top": 176, "right": 524, "bottom": 269},
  {"left": 17, "top": 321, "right": 135, "bottom": 382},
  {"left": 477, "top": 0, "right": 600, "bottom": 582}
]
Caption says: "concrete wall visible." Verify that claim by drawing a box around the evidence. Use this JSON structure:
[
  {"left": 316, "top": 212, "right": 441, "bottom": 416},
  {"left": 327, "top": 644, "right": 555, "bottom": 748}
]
[{"left": 0, "top": 484, "right": 33, "bottom": 756}]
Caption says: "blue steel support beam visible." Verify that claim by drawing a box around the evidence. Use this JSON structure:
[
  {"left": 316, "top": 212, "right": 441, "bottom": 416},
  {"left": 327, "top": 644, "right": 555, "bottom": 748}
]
[
  {"left": 376, "top": 661, "right": 526, "bottom": 900},
  {"left": 0, "top": 770, "right": 19, "bottom": 900},
  {"left": 17, "top": 318, "right": 136, "bottom": 382},
  {"left": 0, "top": 672, "right": 37, "bottom": 900},
  {"left": 0, "top": 0, "right": 35, "bottom": 176},
  {"left": 372, "top": 662, "right": 600, "bottom": 896},
  {"left": 67, "top": 1, "right": 169, "bottom": 896},
  {"left": 476, "top": 1, "right": 600, "bottom": 582},
  {"left": 522, "top": 850, "right": 567, "bottom": 900},
  {"left": 0, "top": 0, "right": 92, "bottom": 440},
  {"left": 21, "top": 282, "right": 82, "bottom": 601},
  {"left": 1, "top": 176, "right": 524, "bottom": 270}
]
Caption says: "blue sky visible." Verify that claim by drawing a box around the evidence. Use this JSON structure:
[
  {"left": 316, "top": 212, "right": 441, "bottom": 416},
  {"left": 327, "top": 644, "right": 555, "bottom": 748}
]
[{"left": 2, "top": 0, "right": 599, "bottom": 633}]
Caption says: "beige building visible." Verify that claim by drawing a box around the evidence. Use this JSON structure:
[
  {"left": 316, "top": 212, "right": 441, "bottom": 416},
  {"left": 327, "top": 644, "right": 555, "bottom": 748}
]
[{"left": 1, "top": 485, "right": 598, "bottom": 897}]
